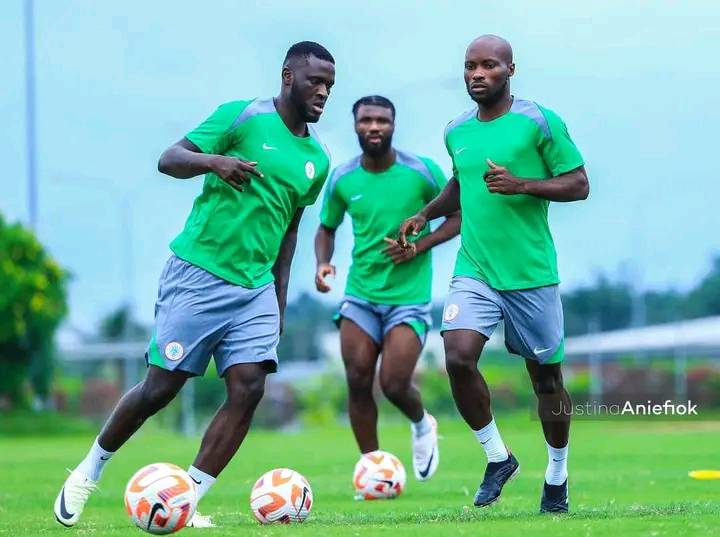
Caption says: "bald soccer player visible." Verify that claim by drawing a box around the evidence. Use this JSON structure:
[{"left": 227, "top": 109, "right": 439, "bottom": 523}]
[{"left": 399, "top": 35, "right": 588, "bottom": 513}]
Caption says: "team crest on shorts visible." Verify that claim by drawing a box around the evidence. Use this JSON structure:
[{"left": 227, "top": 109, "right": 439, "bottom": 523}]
[
  {"left": 305, "top": 161, "right": 316, "bottom": 179},
  {"left": 444, "top": 304, "right": 460, "bottom": 322},
  {"left": 164, "top": 341, "right": 184, "bottom": 361}
]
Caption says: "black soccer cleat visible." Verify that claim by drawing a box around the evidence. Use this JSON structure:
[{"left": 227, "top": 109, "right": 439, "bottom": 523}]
[
  {"left": 540, "top": 480, "right": 569, "bottom": 513},
  {"left": 473, "top": 451, "right": 520, "bottom": 507}
]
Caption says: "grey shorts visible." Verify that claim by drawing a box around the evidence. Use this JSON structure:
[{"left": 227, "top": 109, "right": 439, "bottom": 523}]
[
  {"left": 145, "top": 255, "right": 280, "bottom": 376},
  {"left": 441, "top": 276, "right": 564, "bottom": 364},
  {"left": 334, "top": 295, "right": 432, "bottom": 346}
]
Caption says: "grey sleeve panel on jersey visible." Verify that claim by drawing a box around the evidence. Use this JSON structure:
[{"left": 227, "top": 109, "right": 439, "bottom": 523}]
[
  {"left": 509, "top": 99, "right": 552, "bottom": 140},
  {"left": 229, "top": 97, "right": 276, "bottom": 129},
  {"left": 325, "top": 155, "right": 362, "bottom": 198},
  {"left": 444, "top": 108, "right": 477, "bottom": 140},
  {"left": 395, "top": 150, "right": 439, "bottom": 191},
  {"left": 308, "top": 125, "right": 332, "bottom": 162}
]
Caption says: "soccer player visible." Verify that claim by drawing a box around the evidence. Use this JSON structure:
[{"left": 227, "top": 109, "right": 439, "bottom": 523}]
[
  {"left": 54, "top": 42, "right": 335, "bottom": 528},
  {"left": 314, "top": 95, "right": 460, "bottom": 483},
  {"left": 399, "top": 35, "right": 589, "bottom": 512}
]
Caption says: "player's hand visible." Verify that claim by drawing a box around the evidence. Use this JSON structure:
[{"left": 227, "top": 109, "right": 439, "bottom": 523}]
[
  {"left": 315, "top": 262, "right": 336, "bottom": 293},
  {"left": 383, "top": 237, "right": 417, "bottom": 264},
  {"left": 210, "top": 155, "right": 264, "bottom": 191},
  {"left": 483, "top": 159, "right": 527, "bottom": 195},
  {"left": 398, "top": 214, "right": 427, "bottom": 248}
]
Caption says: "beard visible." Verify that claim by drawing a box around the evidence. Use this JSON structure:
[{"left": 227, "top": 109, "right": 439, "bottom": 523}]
[
  {"left": 358, "top": 133, "right": 393, "bottom": 157},
  {"left": 470, "top": 76, "right": 509, "bottom": 106},
  {"left": 289, "top": 80, "right": 316, "bottom": 122}
]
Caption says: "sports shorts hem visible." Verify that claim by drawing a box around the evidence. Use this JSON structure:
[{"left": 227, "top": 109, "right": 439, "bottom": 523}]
[
  {"left": 440, "top": 325, "right": 494, "bottom": 340},
  {"left": 217, "top": 356, "right": 278, "bottom": 376}
]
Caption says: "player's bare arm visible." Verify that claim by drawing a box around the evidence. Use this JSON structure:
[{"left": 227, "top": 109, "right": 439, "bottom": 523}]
[
  {"left": 272, "top": 208, "right": 303, "bottom": 334},
  {"left": 314, "top": 224, "right": 337, "bottom": 293},
  {"left": 483, "top": 159, "right": 589, "bottom": 201},
  {"left": 158, "top": 137, "right": 263, "bottom": 191},
  {"left": 384, "top": 211, "right": 460, "bottom": 265},
  {"left": 398, "top": 177, "right": 461, "bottom": 247}
]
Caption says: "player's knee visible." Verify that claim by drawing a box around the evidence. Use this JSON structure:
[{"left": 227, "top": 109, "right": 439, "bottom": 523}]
[
  {"left": 379, "top": 376, "right": 410, "bottom": 403},
  {"left": 445, "top": 347, "right": 476, "bottom": 378},
  {"left": 227, "top": 378, "right": 265, "bottom": 411},
  {"left": 534, "top": 372, "right": 563, "bottom": 395},
  {"left": 139, "top": 381, "right": 179, "bottom": 415},
  {"left": 345, "top": 367, "right": 374, "bottom": 393}
]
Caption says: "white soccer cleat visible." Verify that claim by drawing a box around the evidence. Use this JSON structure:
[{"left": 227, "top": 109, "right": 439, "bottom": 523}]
[
  {"left": 412, "top": 414, "right": 439, "bottom": 481},
  {"left": 187, "top": 512, "right": 216, "bottom": 528},
  {"left": 54, "top": 470, "right": 97, "bottom": 527}
]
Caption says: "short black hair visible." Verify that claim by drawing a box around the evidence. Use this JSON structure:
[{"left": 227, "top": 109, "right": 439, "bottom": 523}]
[
  {"left": 284, "top": 41, "right": 335, "bottom": 64},
  {"left": 352, "top": 95, "right": 396, "bottom": 119}
]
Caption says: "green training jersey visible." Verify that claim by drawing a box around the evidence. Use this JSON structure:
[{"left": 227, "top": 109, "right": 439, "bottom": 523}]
[
  {"left": 170, "top": 98, "right": 330, "bottom": 288},
  {"left": 445, "top": 98, "right": 584, "bottom": 290},
  {"left": 320, "top": 150, "right": 446, "bottom": 304}
]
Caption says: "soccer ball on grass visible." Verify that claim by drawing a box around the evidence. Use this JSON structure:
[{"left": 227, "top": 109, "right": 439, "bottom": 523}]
[
  {"left": 353, "top": 450, "right": 406, "bottom": 500},
  {"left": 250, "top": 468, "right": 313, "bottom": 524},
  {"left": 124, "top": 462, "right": 197, "bottom": 534}
]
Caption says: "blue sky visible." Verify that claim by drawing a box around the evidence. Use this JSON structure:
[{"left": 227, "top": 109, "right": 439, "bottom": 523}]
[{"left": 1, "top": 1, "right": 719, "bottom": 329}]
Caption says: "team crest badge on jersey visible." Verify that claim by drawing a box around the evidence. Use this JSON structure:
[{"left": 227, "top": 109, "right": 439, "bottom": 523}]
[
  {"left": 164, "top": 341, "right": 184, "bottom": 361},
  {"left": 305, "top": 161, "right": 316, "bottom": 179},
  {"left": 444, "top": 304, "right": 460, "bottom": 322}
]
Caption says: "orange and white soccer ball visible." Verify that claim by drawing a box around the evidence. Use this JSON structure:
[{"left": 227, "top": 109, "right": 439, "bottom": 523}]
[
  {"left": 250, "top": 468, "right": 313, "bottom": 524},
  {"left": 353, "top": 450, "right": 406, "bottom": 500},
  {"left": 124, "top": 463, "right": 197, "bottom": 534}
]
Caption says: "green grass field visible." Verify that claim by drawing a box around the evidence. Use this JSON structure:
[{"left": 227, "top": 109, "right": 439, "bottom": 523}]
[{"left": 1, "top": 415, "right": 718, "bottom": 536}]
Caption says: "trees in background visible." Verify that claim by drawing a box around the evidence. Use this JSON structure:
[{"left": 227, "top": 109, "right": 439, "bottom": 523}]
[
  {"left": 563, "top": 255, "right": 720, "bottom": 335},
  {"left": 277, "top": 292, "right": 335, "bottom": 361},
  {"left": 0, "top": 216, "right": 68, "bottom": 408},
  {"left": 99, "top": 305, "right": 150, "bottom": 341}
]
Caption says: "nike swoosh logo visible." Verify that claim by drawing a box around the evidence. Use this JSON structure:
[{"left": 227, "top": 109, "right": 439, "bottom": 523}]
[
  {"left": 418, "top": 448, "right": 435, "bottom": 478},
  {"left": 534, "top": 346, "right": 552, "bottom": 354},
  {"left": 294, "top": 486, "right": 310, "bottom": 517},
  {"left": 350, "top": 194, "right": 363, "bottom": 201},
  {"left": 480, "top": 439, "right": 490, "bottom": 445},
  {"left": 552, "top": 458, "right": 566, "bottom": 462},
  {"left": 59, "top": 487, "right": 75, "bottom": 519},
  {"left": 455, "top": 147, "right": 467, "bottom": 155},
  {"left": 262, "top": 143, "right": 277, "bottom": 150},
  {"left": 147, "top": 502, "right": 166, "bottom": 531},
  {"left": 190, "top": 476, "right": 202, "bottom": 485},
  {"left": 375, "top": 479, "right": 394, "bottom": 487},
  {"left": 100, "top": 455, "right": 110, "bottom": 461}
]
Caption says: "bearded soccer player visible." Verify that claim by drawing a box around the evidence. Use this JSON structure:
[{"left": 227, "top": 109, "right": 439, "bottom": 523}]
[
  {"left": 399, "top": 36, "right": 588, "bottom": 513},
  {"left": 315, "top": 96, "right": 460, "bottom": 484},
  {"left": 54, "top": 42, "right": 335, "bottom": 528}
]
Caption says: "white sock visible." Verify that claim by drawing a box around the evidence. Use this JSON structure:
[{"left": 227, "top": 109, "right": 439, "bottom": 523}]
[
  {"left": 473, "top": 418, "right": 509, "bottom": 463},
  {"left": 411, "top": 411, "right": 432, "bottom": 438},
  {"left": 545, "top": 441, "right": 569, "bottom": 485},
  {"left": 187, "top": 466, "right": 217, "bottom": 501},
  {"left": 75, "top": 437, "right": 115, "bottom": 481}
]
